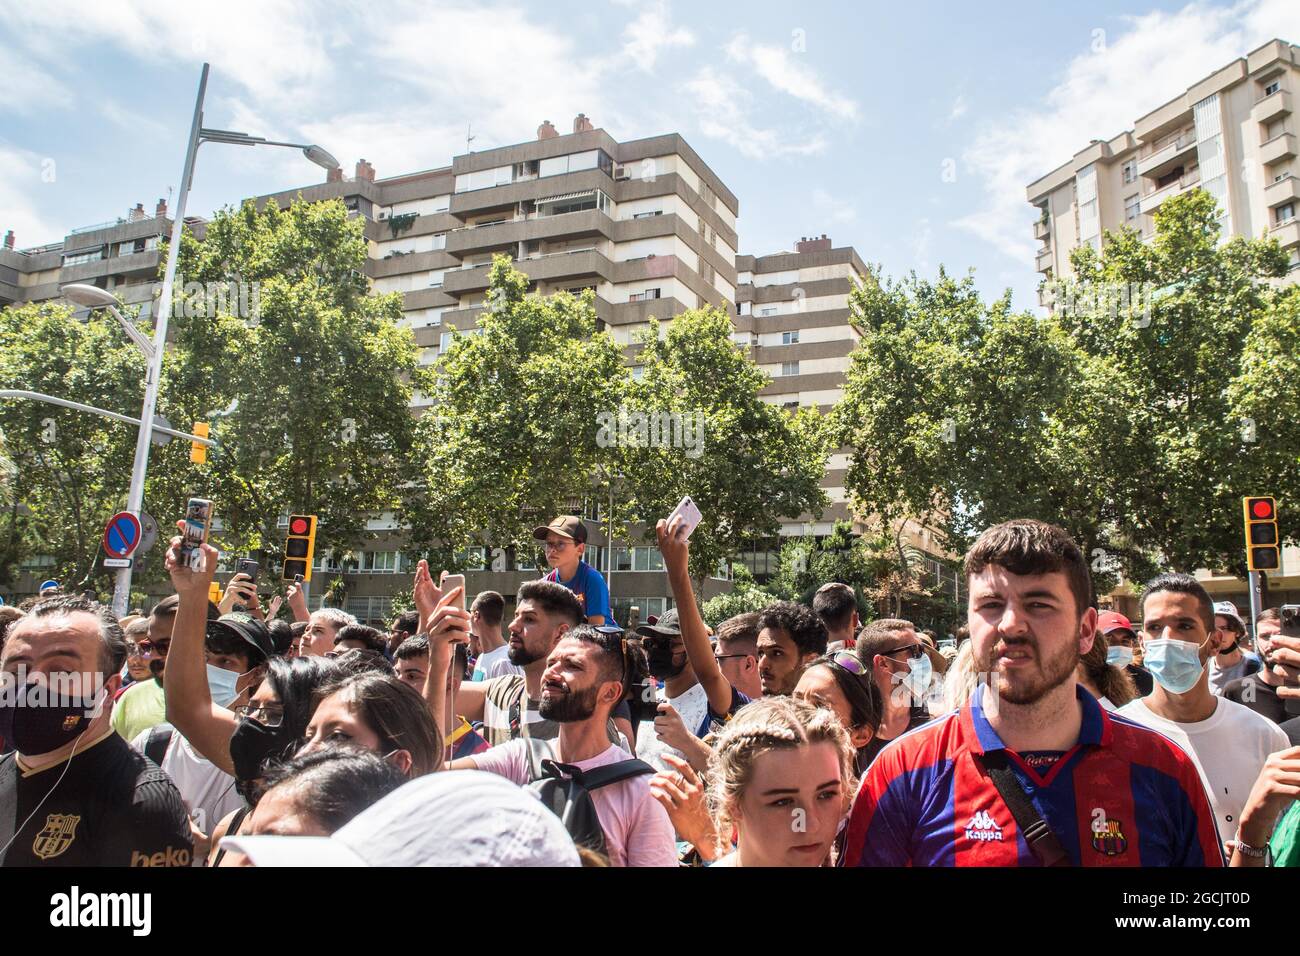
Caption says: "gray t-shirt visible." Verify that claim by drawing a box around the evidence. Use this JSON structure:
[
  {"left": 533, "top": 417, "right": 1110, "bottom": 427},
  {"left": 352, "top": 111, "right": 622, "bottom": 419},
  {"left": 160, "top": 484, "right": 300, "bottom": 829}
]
[{"left": 1207, "top": 655, "right": 1259, "bottom": 696}]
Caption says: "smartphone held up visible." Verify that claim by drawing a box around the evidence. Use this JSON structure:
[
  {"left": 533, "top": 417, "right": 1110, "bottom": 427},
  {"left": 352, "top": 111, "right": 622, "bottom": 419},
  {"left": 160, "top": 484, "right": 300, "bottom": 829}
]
[
  {"left": 666, "top": 495, "right": 702, "bottom": 541},
  {"left": 178, "top": 497, "right": 213, "bottom": 571}
]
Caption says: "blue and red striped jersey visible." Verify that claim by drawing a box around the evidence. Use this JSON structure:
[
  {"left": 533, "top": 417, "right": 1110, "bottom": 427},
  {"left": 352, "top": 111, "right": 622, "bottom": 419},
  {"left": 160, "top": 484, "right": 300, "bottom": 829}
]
[{"left": 842, "top": 685, "right": 1224, "bottom": 867}]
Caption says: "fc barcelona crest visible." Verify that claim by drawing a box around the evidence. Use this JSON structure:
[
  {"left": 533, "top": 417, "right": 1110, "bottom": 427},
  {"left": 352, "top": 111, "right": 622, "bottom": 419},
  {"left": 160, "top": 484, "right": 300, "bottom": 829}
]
[
  {"left": 1090, "top": 817, "right": 1128, "bottom": 856},
  {"left": 33, "top": 813, "right": 80, "bottom": 860}
]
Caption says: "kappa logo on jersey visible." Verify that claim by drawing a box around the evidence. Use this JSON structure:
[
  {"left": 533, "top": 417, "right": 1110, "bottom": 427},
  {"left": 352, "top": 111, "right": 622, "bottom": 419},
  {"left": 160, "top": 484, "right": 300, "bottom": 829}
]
[
  {"left": 1091, "top": 811, "right": 1129, "bottom": 856},
  {"left": 32, "top": 813, "right": 80, "bottom": 860},
  {"left": 964, "top": 809, "right": 1003, "bottom": 842}
]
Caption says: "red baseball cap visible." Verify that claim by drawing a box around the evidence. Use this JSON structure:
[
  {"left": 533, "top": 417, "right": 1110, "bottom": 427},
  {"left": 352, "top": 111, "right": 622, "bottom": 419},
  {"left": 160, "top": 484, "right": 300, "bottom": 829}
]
[{"left": 1097, "top": 610, "right": 1136, "bottom": 635}]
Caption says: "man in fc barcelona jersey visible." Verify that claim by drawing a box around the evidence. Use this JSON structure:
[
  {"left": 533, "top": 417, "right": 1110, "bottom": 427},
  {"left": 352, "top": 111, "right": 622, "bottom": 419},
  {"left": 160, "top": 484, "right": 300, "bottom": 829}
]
[{"left": 843, "top": 520, "right": 1222, "bottom": 867}]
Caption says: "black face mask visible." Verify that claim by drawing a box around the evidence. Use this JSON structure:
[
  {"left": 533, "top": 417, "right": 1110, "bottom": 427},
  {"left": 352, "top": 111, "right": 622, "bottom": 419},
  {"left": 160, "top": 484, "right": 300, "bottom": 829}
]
[
  {"left": 0, "top": 681, "right": 103, "bottom": 756},
  {"left": 644, "top": 639, "right": 685, "bottom": 680},
  {"left": 229, "top": 716, "right": 295, "bottom": 791}
]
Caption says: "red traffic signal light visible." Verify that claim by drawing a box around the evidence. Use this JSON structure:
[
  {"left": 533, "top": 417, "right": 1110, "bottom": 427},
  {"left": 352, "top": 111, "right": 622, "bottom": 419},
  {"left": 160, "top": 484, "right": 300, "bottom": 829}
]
[
  {"left": 283, "top": 514, "right": 318, "bottom": 582},
  {"left": 1242, "top": 497, "right": 1279, "bottom": 573}
]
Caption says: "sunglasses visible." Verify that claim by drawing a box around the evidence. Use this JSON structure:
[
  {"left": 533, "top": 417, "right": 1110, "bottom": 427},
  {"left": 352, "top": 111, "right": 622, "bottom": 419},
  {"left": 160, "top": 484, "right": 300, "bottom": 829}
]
[
  {"left": 880, "top": 643, "right": 925, "bottom": 661},
  {"left": 136, "top": 639, "right": 171, "bottom": 657},
  {"left": 825, "top": 650, "right": 867, "bottom": 675}
]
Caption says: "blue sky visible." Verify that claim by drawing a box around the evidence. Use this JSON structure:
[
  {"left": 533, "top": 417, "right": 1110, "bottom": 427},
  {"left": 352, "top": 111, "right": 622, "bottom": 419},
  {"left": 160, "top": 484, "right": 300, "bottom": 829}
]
[{"left": 1, "top": 0, "right": 1295, "bottom": 311}]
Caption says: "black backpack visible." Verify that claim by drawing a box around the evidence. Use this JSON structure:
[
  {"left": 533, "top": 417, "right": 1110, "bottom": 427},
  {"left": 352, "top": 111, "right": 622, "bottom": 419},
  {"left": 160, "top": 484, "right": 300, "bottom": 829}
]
[{"left": 523, "top": 737, "right": 655, "bottom": 858}]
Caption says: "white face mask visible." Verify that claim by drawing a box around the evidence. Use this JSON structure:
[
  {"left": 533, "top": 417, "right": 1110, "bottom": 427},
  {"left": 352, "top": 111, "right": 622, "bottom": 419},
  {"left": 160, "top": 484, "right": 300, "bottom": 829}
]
[{"left": 205, "top": 664, "right": 242, "bottom": 709}]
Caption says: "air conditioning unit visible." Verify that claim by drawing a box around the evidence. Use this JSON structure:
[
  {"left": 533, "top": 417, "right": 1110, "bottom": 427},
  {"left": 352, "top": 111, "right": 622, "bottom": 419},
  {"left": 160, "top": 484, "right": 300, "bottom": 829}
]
[{"left": 614, "top": 165, "right": 631, "bottom": 181}]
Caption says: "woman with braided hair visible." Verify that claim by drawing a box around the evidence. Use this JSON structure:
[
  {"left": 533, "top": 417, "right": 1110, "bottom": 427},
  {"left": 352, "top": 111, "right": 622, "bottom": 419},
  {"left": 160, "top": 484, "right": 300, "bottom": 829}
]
[{"left": 706, "top": 696, "right": 857, "bottom": 867}]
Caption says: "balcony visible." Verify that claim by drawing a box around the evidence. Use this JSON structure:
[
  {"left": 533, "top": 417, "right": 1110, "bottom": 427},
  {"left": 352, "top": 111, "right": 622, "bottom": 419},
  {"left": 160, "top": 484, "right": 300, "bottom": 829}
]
[
  {"left": 1261, "top": 133, "right": 1297, "bottom": 166},
  {"left": 1252, "top": 89, "right": 1292, "bottom": 126},
  {"left": 1265, "top": 173, "right": 1300, "bottom": 208},
  {"left": 445, "top": 208, "right": 610, "bottom": 256},
  {"left": 1139, "top": 168, "right": 1202, "bottom": 215},
  {"left": 1034, "top": 218, "right": 1050, "bottom": 240},
  {"left": 1271, "top": 218, "right": 1300, "bottom": 249},
  {"left": 1035, "top": 248, "right": 1053, "bottom": 273},
  {"left": 441, "top": 247, "right": 615, "bottom": 295},
  {"left": 1137, "top": 131, "right": 1198, "bottom": 179}
]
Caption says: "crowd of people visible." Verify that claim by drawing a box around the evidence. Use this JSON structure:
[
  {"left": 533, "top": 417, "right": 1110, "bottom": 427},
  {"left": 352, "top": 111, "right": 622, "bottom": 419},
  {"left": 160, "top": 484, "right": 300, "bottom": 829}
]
[{"left": 1, "top": 510, "right": 1298, "bottom": 868}]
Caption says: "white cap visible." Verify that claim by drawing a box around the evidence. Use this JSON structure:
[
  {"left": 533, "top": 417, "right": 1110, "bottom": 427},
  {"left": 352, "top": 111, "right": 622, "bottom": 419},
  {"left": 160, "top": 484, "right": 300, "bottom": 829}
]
[
  {"left": 221, "top": 769, "right": 581, "bottom": 867},
  {"left": 1213, "top": 601, "right": 1244, "bottom": 627}
]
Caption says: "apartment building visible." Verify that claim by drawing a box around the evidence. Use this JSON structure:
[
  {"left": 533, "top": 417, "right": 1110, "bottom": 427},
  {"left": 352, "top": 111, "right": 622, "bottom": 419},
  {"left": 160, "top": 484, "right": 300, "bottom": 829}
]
[
  {"left": 1027, "top": 38, "right": 1300, "bottom": 300},
  {"left": 0, "top": 199, "right": 186, "bottom": 314}
]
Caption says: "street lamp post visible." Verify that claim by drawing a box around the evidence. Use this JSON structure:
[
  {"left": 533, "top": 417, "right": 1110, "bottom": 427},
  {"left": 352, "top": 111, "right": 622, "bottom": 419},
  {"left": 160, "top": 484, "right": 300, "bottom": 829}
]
[{"left": 69, "top": 62, "right": 338, "bottom": 617}]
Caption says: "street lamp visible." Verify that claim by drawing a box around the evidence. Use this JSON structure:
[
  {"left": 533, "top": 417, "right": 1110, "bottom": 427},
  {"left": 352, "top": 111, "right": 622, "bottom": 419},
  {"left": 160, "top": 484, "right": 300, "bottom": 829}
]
[
  {"left": 61, "top": 283, "right": 156, "bottom": 359},
  {"left": 101, "top": 62, "right": 337, "bottom": 617}
]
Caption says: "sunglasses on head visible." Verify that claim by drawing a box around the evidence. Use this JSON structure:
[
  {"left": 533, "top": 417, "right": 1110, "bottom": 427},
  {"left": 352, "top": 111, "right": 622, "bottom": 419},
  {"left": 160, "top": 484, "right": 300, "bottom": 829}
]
[{"left": 825, "top": 650, "right": 867, "bottom": 675}]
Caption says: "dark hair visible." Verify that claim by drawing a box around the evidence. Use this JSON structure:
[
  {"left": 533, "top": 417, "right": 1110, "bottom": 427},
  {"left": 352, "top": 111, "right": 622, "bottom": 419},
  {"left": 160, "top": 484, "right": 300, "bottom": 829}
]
[
  {"left": 1079, "top": 634, "right": 1136, "bottom": 707},
  {"left": 454, "top": 642, "right": 469, "bottom": 681},
  {"left": 392, "top": 610, "right": 420, "bottom": 635},
  {"left": 204, "top": 626, "right": 262, "bottom": 669},
  {"left": 1258, "top": 607, "right": 1281, "bottom": 625},
  {"left": 314, "top": 671, "right": 442, "bottom": 777},
  {"left": 812, "top": 584, "right": 858, "bottom": 633},
  {"left": 471, "top": 590, "right": 505, "bottom": 628},
  {"left": 256, "top": 746, "right": 407, "bottom": 833},
  {"left": 264, "top": 656, "right": 344, "bottom": 743},
  {"left": 757, "top": 602, "right": 828, "bottom": 657},
  {"left": 265, "top": 619, "right": 294, "bottom": 656},
  {"left": 18, "top": 596, "right": 126, "bottom": 676},
  {"left": 715, "top": 612, "right": 759, "bottom": 655},
  {"left": 517, "top": 579, "right": 584, "bottom": 626},
  {"left": 1139, "top": 573, "right": 1214, "bottom": 633},
  {"left": 964, "top": 519, "right": 1093, "bottom": 616},
  {"left": 290, "top": 621, "right": 308, "bottom": 639},
  {"left": 331, "top": 648, "right": 395, "bottom": 676},
  {"left": 394, "top": 633, "right": 429, "bottom": 661},
  {"left": 333, "top": 623, "right": 387, "bottom": 653},
  {"left": 811, "top": 653, "right": 883, "bottom": 731},
  {"left": 559, "top": 624, "right": 627, "bottom": 687},
  {"left": 855, "top": 618, "right": 917, "bottom": 663},
  {"left": 151, "top": 593, "right": 221, "bottom": 621},
  {"left": 0, "top": 606, "right": 24, "bottom": 652}
]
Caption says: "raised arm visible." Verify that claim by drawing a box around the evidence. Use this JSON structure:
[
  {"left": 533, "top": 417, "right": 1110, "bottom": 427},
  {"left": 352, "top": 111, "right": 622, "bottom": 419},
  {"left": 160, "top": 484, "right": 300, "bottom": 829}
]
[
  {"left": 656, "top": 516, "right": 733, "bottom": 717},
  {"left": 162, "top": 526, "right": 240, "bottom": 776}
]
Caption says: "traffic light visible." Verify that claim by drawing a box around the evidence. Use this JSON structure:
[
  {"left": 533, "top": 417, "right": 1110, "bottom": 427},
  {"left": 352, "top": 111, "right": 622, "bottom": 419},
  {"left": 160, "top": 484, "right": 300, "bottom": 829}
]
[
  {"left": 190, "top": 422, "right": 209, "bottom": 464},
  {"left": 283, "top": 514, "right": 318, "bottom": 582},
  {"left": 1242, "top": 497, "right": 1280, "bottom": 572}
]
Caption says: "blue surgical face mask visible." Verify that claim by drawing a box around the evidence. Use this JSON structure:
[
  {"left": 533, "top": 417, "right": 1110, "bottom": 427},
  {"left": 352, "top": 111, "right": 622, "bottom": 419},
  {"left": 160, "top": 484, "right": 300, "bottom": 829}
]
[
  {"left": 206, "top": 664, "right": 241, "bottom": 709},
  {"left": 894, "top": 652, "right": 932, "bottom": 702},
  {"left": 1142, "top": 638, "right": 1206, "bottom": 694},
  {"left": 1106, "top": 645, "right": 1134, "bottom": 668}
]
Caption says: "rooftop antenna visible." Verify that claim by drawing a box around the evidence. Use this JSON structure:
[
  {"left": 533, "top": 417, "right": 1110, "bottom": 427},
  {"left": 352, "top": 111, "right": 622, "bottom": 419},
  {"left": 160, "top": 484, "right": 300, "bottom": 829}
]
[{"left": 466, "top": 122, "right": 476, "bottom": 154}]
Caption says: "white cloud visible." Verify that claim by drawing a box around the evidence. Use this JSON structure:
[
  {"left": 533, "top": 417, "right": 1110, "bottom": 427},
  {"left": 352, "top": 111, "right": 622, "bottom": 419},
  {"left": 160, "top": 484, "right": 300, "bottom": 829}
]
[
  {"left": 724, "top": 32, "right": 858, "bottom": 120},
  {"left": 682, "top": 67, "right": 827, "bottom": 160},
  {"left": 812, "top": 188, "right": 857, "bottom": 224},
  {"left": 620, "top": 0, "right": 695, "bottom": 72},
  {"left": 0, "top": 47, "right": 74, "bottom": 115},
  {"left": 954, "top": 0, "right": 1299, "bottom": 265},
  {"left": 948, "top": 94, "right": 968, "bottom": 123},
  {"left": 0, "top": 144, "right": 66, "bottom": 250}
]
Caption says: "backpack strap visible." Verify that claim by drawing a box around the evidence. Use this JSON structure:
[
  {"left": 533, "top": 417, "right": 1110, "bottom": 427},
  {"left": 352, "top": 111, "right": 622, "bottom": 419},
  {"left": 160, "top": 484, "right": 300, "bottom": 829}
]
[
  {"left": 975, "top": 749, "right": 1071, "bottom": 867},
  {"left": 571, "top": 758, "right": 657, "bottom": 792},
  {"left": 0, "top": 752, "right": 18, "bottom": 864},
  {"left": 143, "top": 726, "right": 173, "bottom": 767}
]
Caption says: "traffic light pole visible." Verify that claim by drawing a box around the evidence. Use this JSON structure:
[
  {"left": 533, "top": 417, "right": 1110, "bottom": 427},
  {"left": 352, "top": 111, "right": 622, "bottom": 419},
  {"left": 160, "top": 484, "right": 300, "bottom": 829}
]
[{"left": 1246, "top": 571, "right": 1267, "bottom": 639}]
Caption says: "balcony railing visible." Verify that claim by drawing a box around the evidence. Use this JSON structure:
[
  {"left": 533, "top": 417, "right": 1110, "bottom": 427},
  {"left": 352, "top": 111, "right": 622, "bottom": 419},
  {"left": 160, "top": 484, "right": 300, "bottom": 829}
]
[
  {"left": 1137, "top": 131, "right": 1198, "bottom": 177},
  {"left": 1139, "top": 168, "right": 1202, "bottom": 215}
]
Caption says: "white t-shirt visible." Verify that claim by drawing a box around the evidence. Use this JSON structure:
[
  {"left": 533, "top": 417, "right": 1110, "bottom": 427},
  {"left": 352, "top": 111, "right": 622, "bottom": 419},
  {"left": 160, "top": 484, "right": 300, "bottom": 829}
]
[
  {"left": 471, "top": 740, "right": 676, "bottom": 867},
  {"left": 472, "top": 644, "right": 524, "bottom": 682},
  {"left": 131, "top": 724, "right": 244, "bottom": 866},
  {"left": 636, "top": 681, "right": 710, "bottom": 771},
  {"left": 1117, "top": 697, "right": 1290, "bottom": 846}
]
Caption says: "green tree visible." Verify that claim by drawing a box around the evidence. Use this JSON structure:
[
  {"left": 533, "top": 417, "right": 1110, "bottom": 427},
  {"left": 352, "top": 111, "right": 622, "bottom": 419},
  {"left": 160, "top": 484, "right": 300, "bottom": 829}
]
[
  {"left": 618, "top": 310, "right": 830, "bottom": 585},
  {"left": 157, "top": 197, "right": 428, "bottom": 572},
  {"left": 701, "top": 564, "right": 778, "bottom": 629},
  {"left": 410, "top": 257, "right": 625, "bottom": 568},
  {"left": 0, "top": 302, "right": 144, "bottom": 592}
]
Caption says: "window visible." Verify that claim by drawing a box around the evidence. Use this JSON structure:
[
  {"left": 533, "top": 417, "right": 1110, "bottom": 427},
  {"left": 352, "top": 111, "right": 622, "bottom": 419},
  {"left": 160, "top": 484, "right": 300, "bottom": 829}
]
[
  {"left": 628, "top": 288, "right": 661, "bottom": 302},
  {"left": 782, "top": 330, "right": 800, "bottom": 345},
  {"left": 759, "top": 306, "right": 778, "bottom": 316},
  {"left": 782, "top": 401, "right": 799, "bottom": 411},
  {"left": 428, "top": 270, "right": 445, "bottom": 288},
  {"left": 1278, "top": 203, "right": 1296, "bottom": 225},
  {"left": 1124, "top": 193, "right": 1141, "bottom": 223},
  {"left": 1265, "top": 80, "right": 1281, "bottom": 97},
  {"left": 633, "top": 210, "right": 662, "bottom": 219},
  {"left": 1122, "top": 160, "right": 1137, "bottom": 185},
  {"left": 62, "top": 247, "right": 104, "bottom": 266},
  {"left": 431, "top": 233, "right": 446, "bottom": 251},
  {"left": 364, "top": 551, "right": 399, "bottom": 573},
  {"left": 453, "top": 166, "right": 512, "bottom": 192},
  {"left": 781, "top": 361, "right": 800, "bottom": 376},
  {"left": 538, "top": 150, "right": 610, "bottom": 179},
  {"left": 631, "top": 365, "right": 644, "bottom": 380}
]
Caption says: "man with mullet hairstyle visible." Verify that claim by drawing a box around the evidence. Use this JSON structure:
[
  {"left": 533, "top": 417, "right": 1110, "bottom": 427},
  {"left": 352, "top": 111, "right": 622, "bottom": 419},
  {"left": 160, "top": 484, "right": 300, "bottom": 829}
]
[{"left": 843, "top": 519, "right": 1223, "bottom": 867}]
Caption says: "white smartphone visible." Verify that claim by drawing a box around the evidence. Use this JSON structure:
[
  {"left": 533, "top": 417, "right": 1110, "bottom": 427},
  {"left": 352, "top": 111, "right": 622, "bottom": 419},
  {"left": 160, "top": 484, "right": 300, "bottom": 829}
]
[
  {"left": 441, "top": 573, "right": 467, "bottom": 611},
  {"left": 666, "top": 495, "right": 702, "bottom": 541}
]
